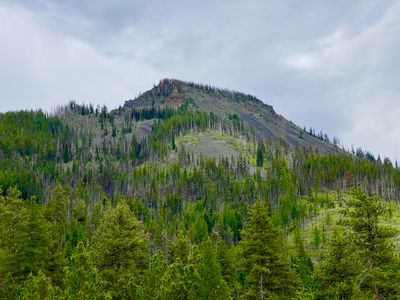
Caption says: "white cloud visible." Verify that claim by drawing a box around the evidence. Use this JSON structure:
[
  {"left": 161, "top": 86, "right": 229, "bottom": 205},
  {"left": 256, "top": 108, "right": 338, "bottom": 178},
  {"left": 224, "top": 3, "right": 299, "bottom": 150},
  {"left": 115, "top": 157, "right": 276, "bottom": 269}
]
[
  {"left": 283, "top": 2, "right": 400, "bottom": 77},
  {"left": 0, "top": 3, "right": 161, "bottom": 112},
  {"left": 0, "top": 0, "right": 399, "bottom": 161}
]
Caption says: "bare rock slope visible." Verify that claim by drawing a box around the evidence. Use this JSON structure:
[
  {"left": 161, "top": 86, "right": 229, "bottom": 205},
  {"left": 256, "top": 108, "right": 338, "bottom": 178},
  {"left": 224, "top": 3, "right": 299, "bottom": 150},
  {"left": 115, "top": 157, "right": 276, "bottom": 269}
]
[{"left": 124, "top": 79, "right": 337, "bottom": 153}]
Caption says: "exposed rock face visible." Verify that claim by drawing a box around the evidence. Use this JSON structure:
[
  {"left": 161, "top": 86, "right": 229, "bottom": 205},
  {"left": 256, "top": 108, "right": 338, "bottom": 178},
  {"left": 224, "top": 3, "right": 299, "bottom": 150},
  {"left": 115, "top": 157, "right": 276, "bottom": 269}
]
[{"left": 124, "top": 79, "right": 337, "bottom": 153}]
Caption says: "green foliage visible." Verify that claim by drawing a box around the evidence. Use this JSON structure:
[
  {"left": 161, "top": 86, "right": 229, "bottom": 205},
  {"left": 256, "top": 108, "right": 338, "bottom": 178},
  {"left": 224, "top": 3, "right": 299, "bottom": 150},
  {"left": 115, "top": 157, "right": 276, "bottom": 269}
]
[
  {"left": 341, "top": 189, "right": 400, "bottom": 298},
  {"left": 313, "top": 229, "right": 361, "bottom": 298},
  {"left": 19, "top": 271, "right": 56, "bottom": 300},
  {"left": 62, "top": 242, "right": 106, "bottom": 299},
  {"left": 291, "top": 228, "right": 314, "bottom": 295},
  {"left": 195, "top": 239, "right": 230, "bottom": 299},
  {"left": 256, "top": 141, "right": 265, "bottom": 167},
  {"left": 0, "top": 188, "right": 51, "bottom": 283},
  {"left": 91, "top": 202, "right": 149, "bottom": 297},
  {"left": 1, "top": 105, "right": 400, "bottom": 299},
  {"left": 136, "top": 254, "right": 167, "bottom": 299},
  {"left": 240, "top": 200, "right": 299, "bottom": 299}
]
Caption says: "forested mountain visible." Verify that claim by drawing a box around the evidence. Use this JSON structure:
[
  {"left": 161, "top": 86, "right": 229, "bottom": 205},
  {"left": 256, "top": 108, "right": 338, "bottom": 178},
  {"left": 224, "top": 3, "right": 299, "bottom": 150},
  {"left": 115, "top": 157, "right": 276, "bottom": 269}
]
[{"left": 1, "top": 79, "right": 400, "bottom": 299}]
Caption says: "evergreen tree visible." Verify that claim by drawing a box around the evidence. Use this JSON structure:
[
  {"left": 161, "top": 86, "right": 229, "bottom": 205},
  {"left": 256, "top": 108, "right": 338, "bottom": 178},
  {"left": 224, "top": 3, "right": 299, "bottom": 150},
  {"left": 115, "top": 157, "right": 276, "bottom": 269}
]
[
  {"left": 13, "top": 198, "right": 51, "bottom": 282},
  {"left": 62, "top": 242, "right": 106, "bottom": 299},
  {"left": 256, "top": 141, "right": 265, "bottom": 167},
  {"left": 240, "top": 200, "right": 298, "bottom": 299},
  {"left": 91, "top": 202, "right": 149, "bottom": 298},
  {"left": 313, "top": 229, "right": 361, "bottom": 299},
  {"left": 18, "top": 271, "right": 56, "bottom": 300},
  {"left": 160, "top": 259, "right": 193, "bottom": 300},
  {"left": 291, "top": 228, "right": 314, "bottom": 296},
  {"left": 342, "top": 189, "right": 400, "bottom": 299},
  {"left": 195, "top": 239, "right": 230, "bottom": 300},
  {"left": 136, "top": 254, "right": 167, "bottom": 300},
  {"left": 215, "top": 238, "right": 236, "bottom": 294},
  {"left": 45, "top": 184, "right": 69, "bottom": 237},
  {"left": 160, "top": 234, "right": 197, "bottom": 300},
  {"left": 45, "top": 185, "right": 69, "bottom": 285},
  {"left": 0, "top": 190, "right": 51, "bottom": 284}
]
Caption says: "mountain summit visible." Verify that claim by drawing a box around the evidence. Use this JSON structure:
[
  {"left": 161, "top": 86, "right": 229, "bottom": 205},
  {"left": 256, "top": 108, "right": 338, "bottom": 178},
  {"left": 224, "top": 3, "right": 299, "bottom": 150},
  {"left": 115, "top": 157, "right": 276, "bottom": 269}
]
[{"left": 124, "top": 79, "right": 337, "bottom": 153}]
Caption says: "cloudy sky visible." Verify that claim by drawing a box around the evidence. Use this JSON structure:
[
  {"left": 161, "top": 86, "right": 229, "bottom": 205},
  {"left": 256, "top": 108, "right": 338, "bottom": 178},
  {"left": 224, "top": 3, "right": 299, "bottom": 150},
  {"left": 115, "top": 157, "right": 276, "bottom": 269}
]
[{"left": 1, "top": 0, "right": 399, "bottom": 161}]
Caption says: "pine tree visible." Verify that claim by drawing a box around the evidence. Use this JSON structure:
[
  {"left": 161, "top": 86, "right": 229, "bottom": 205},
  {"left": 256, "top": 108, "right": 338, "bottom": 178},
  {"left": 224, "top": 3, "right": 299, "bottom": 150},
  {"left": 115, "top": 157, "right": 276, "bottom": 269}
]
[
  {"left": 13, "top": 198, "right": 51, "bottom": 282},
  {"left": 160, "top": 259, "right": 193, "bottom": 300},
  {"left": 313, "top": 229, "right": 361, "bottom": 299},
  {"left": 91, "top": 202, "right": 149, "bottom": 297},
  {"left": 160, "top": 234, "right": 197, "bottom": 300},
  {"left": 45, "top": 185, "right": 69, "bottom": 285},
  {"left": 62, "top": 242, "right": 106, "bottom": 300},
  {"left": 136, "top": 254, "right": 167, "bottom": 300},
  {"left": 342, "top": 189, "right": 400, "bottom": 299},
  {"left": 0, "top": 190, "right": 51, "bottom": 284},
  {"left": 215, "top": 238, "right": 235, "bottom": 294},
  {"left": 291, "top": 228, "right": 313, "bottom": 296},
  {"left": 0, "top": 187, "right": 25, "bottom": 254},
  {"left": 19, "top": 271, "right": 56, "bottom": 300},
  {"left": 256, "top": 141, "right": 265, "bottom": 167},
  {"left": 45, "top": 184, "right": 69, "bottom": 236},
  {"left": 240, "top": 200, "right": 298, "bottom": 299},
  {"left": 195, "top": 239, "right": 230, "bottom": 300}
]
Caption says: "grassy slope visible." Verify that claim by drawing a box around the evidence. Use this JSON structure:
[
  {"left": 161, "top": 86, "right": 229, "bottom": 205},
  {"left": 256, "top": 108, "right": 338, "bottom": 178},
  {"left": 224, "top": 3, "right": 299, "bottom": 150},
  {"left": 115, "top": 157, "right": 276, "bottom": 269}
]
[{"left": 289, "top": 192, "right": 400, "bottom": 264}]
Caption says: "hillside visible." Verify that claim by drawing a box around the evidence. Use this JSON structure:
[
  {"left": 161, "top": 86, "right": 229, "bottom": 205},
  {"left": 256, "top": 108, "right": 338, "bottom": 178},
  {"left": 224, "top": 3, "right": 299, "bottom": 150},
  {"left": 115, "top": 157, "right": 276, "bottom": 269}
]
[
  {"left": 124, "top": 79, "right": 338, "bottom": 153},
  {"left": 0, "top": 80, "right": 399, "bottom": 299}
]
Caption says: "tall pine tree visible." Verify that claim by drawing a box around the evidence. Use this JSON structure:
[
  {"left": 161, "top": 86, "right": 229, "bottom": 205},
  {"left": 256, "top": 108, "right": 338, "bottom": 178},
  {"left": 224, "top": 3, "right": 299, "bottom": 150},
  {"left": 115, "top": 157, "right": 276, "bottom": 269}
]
[{"left": 240, "top": 200, "right": 298, "bottom": 299}]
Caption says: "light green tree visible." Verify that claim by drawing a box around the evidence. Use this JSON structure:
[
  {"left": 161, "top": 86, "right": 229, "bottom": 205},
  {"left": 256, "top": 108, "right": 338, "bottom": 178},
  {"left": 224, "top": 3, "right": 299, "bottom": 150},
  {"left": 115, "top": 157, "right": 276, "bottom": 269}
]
[
  {"left": 91, "top": 202, "right": 149, "bottom": 298},
  {"left": 195, "top": 238, "right": 230, "bottom": 300},
  {"left": 18, "top": 271, "right": 57, "bottom": 300},
  {"left": 62, "top": 242, "right": 106, "bottom": 300},
  {"left": 136, "top": 254, "right": 167, "bottom": 300}
]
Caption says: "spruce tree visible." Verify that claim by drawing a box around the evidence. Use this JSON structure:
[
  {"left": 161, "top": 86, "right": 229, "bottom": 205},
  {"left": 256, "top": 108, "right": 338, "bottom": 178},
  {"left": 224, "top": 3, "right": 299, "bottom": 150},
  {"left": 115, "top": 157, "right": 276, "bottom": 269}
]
[
  {"left": 91, "top": 202, "right": 149, "bottom": 298},
  {"left": 256, "top": 142, "right": 265, "bottom": 167},
  {"left": 240, "top": 200, "right": 298, "bottom": 299},
  {"left": 342, "top": 189, "right": 400, "bottom": 299},
  {"left": 0, "top": 191, "right": 51, "bottom": 284},
  {"left": 291, "top": 228, "right": 314, "bottom": 296},
  {"left": 313, "top": 229, "right": 361, "bottom": 299},
  {"left": 19, "top": 271, "right": 56, "bottom": 300},
  {"left": 62, "top": 242, "right": 106, "bottom": 299},
  {"left": 195, "top": 239, "right": 230, "bottom": 300},
  {"left": 136, "top": 254, "right": 167, "bottom": 300}
]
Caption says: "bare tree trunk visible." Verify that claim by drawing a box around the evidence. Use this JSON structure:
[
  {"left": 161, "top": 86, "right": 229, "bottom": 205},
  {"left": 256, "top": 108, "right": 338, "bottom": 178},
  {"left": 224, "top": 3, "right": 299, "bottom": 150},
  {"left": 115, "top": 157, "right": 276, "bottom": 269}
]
[{"left": 260, "top": 273, "right": 264, "bottom": 300}]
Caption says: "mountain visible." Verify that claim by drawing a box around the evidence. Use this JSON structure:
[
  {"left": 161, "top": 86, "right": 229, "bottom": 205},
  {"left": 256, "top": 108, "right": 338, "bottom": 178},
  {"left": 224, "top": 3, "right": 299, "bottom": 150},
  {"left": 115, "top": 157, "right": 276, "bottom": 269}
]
[
  {"left": 1, "top": 79, "right": 399, "bottom": 299},
  {"left": 124, "top": 78, "right": 337, "bottom": 153}
]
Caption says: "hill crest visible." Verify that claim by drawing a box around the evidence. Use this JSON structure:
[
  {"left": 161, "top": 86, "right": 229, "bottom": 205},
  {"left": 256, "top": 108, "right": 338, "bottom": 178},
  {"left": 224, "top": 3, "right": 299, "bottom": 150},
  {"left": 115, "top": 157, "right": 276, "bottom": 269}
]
[{"left": 123, "top": 79, "right": 336, "bottom": 154}]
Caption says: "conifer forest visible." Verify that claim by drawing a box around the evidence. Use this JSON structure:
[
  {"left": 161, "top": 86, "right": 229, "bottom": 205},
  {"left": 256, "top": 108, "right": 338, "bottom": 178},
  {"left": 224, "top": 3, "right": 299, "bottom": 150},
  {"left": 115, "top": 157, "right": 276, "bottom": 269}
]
[{"left": 1, "top": 80, "right": 400, "bottom": 299}]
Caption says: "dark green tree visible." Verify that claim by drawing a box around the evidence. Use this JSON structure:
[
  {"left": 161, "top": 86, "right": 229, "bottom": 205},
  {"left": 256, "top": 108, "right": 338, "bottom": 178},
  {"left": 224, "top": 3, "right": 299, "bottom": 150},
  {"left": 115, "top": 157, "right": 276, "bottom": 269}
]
[
  {"left": 240, "top": 200, "right": 298, "bottom": 299},
  {"left": 0, "top": 189, "right": 51, "bottom": 284},
  {"left": 313, "top": 229, "right": 361, "bottom": 299},
  {"left": 256, "top": 141, "right": 265, "bottom": 167}
]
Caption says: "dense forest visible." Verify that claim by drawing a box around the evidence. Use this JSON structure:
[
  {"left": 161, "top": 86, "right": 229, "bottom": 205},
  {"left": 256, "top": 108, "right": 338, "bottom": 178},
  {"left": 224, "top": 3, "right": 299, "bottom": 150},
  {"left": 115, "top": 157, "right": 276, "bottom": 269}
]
[{"left": 1, "top": 96, "right": 400, "bottom": 299}]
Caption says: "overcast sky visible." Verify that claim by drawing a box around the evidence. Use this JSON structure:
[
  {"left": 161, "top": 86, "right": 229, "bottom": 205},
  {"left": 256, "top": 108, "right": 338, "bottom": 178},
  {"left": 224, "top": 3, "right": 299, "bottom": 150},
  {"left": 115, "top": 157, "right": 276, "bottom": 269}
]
[{"left": 1, "top": 0, "right": 399, "bottom": 161}]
